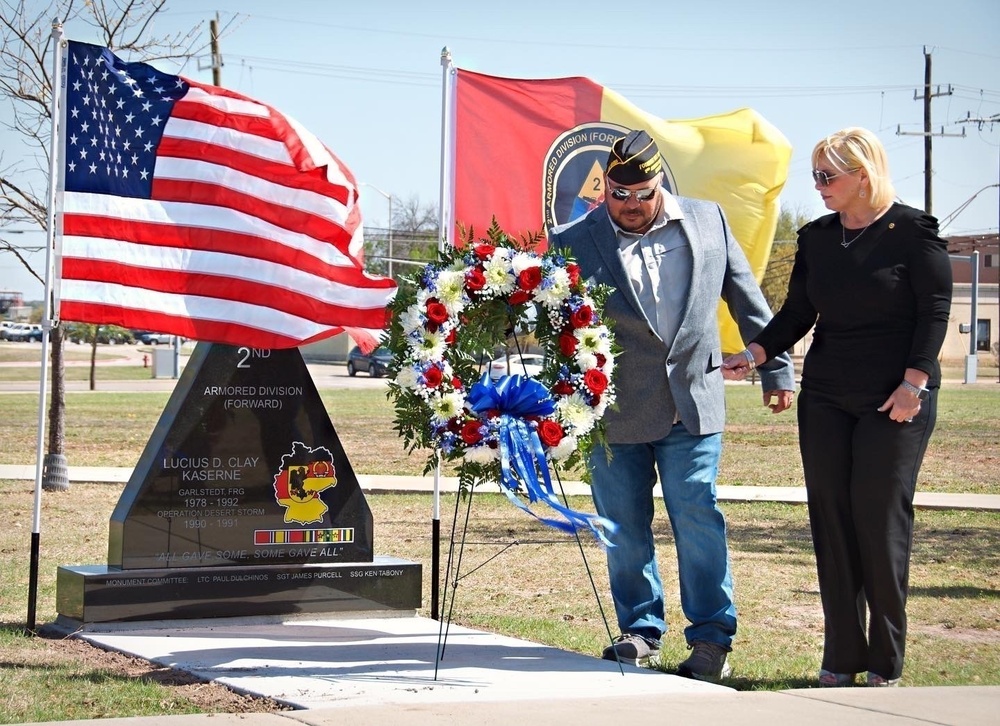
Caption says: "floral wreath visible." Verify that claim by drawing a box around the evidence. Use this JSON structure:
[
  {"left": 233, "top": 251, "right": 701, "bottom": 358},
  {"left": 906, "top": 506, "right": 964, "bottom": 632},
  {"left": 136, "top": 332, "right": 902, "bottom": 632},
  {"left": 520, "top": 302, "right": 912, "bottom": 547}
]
[{"left": 385, "top": 222, "right": 618, "bottom": 542}]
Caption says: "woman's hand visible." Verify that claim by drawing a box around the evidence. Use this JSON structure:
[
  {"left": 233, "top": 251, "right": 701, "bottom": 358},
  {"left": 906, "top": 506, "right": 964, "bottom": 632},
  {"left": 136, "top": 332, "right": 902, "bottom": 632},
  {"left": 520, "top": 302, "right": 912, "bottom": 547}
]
[{"left": 877, "top": 369, "right": 929, "bottom": 423}]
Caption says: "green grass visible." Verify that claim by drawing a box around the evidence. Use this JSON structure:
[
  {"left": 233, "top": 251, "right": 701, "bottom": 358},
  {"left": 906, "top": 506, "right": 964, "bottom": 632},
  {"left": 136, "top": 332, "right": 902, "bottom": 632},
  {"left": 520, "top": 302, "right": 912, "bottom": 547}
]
[
  {"left": 1, "top": 385, "right": 997, "bottom": 493},
  {"left": 0, "top": 626, "right": 207, "bottom": 723}
]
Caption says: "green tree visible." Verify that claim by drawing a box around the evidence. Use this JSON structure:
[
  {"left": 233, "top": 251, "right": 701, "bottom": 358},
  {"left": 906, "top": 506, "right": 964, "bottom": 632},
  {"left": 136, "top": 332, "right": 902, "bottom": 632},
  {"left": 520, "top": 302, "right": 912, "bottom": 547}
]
[{"left": 760, "top": 205, "right": 813, "bottom": 313}]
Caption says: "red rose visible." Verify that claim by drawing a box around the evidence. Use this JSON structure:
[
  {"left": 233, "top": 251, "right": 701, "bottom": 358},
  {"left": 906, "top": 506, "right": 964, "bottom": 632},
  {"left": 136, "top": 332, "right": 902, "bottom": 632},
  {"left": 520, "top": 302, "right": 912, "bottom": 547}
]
[
  {"left": 423, "top": 366, "right": 443, "bottom": 388},
  {"left": 508, "top": 289, "right": 532, "bottom": 306},
  {"left": 559, "top": 331, "right": 578, "bottom": 357},
  {"left": 566, "top": 263, "right": 581, "bottom": 288},
  {"left": 583, "top": 368, "right": 608, "bottom": 395},
  {"left": 552, "top": 379, "right": 575, "bottom": 396},
  {"left": 570, "top": 305, "right": 593, "bottom": 329},
  {"left": 517, "top": 266, "right": 543, "bottom": 291},
  {"left": 473, "top": 243, "right": 495, "bottom": 260},
  {"left": 451, "top": 376, "right": 462, "bottom": 389},
  {"left": 465, "top": 267, "right": 486, "bottom": 291},
  {"left": 537, "top": 420, "right": 565, "bottom": 448},
  {"left": 426, "top": 299, "right": 449, "bottom": 325},
  {"left": 445, "top": 329, "right": 456, "bottom": 345},
  {"left": 447, "top": 417, "right": 462, "bottom": 433},
  {"left": 460, "top": 420, "right": 484, "bottom": 445},
  {"left": 595, "top": 353, "right": 607, "bottom": 368}
]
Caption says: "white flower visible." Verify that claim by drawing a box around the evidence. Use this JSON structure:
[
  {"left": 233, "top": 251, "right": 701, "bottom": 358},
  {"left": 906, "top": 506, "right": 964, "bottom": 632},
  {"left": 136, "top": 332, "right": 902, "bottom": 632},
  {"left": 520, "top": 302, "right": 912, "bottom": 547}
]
[
  {"left": 483, "top": 255, "right": 515, "bottom": 294},
  {"left": 463, "top": 444, "right": 499, "bottom": 463},
  {"left": 548, "top": 435, "right": 578, "bottom": 461},
  {"left": 575, "top": 351, "right": 599, "bottom": 372},
  {"left": 434, "top": 269, "right": 467, "bottom": 314},
  {"left": 393, "top": 364, "right": 420, "bottom": 390},
  {"left": 511, "top": 251, "right": 541, "bottom": 275},
  {"left": 399, "top": 305, "right": 425, "bottom": 335},
  {"left": 576, "top": 325, "right": 613, "bottom": 357},
  {"left": 556, "top": 392, "right": 599, "bottom": 433},
  {"left": 534, "top": 267, "right": 571, "bottom": 308},
  {"left": 430, "top": 391, "right": 466, "bottom": 424},
  {"left": 412, "top": 328, "right": 447, "bottom": 362}
]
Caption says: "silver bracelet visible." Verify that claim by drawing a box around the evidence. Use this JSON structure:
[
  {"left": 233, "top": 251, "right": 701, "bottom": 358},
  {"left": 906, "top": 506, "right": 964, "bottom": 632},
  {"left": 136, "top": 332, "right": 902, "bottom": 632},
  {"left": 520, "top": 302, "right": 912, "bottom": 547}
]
[{"left": 743, "top": 348, "right": 756, "bottom": 370}]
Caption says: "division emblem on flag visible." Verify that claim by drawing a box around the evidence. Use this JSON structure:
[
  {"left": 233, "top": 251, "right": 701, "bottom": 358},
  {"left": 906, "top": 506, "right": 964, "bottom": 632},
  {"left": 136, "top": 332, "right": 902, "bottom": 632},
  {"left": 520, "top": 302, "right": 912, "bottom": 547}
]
[
  {"left": 271, "top": 442, "right": 338, "bottom": 524},
  {"left": 541, "top": 122, "right": 677, "bottom": 231}
]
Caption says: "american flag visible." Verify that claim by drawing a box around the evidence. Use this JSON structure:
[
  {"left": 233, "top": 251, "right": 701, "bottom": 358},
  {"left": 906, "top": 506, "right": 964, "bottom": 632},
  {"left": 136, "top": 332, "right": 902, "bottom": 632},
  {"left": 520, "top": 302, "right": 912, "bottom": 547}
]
[{"left": 56, "top": 40, "right": 395, "bottom": 350}]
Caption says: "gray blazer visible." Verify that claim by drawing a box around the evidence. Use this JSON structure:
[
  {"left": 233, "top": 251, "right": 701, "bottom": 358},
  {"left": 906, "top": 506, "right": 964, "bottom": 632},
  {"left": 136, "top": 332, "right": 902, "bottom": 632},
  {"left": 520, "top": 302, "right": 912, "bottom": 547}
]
[{"left": 550, "top": 196, "right": 795, "bottom": 444}]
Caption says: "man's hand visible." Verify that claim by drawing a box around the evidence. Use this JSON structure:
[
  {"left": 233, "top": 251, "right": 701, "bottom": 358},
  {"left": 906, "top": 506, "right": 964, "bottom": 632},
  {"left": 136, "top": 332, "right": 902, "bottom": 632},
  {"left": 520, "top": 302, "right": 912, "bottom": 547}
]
[{"left": 764, "top": 389, "right": 794, "bottom": 413}]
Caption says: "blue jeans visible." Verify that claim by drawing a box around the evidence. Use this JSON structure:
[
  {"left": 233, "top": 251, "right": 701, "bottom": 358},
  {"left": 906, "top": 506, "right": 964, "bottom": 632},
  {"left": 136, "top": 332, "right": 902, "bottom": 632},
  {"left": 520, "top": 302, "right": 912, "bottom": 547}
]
[{"left": 589, "top": 423, "right": 736, "bottom": 648}]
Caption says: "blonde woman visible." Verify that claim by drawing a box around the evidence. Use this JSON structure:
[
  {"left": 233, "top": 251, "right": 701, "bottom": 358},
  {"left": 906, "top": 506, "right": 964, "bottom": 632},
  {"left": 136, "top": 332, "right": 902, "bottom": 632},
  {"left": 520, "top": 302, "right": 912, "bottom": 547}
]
[{"left": 723, "top": 127, "right": 952, "bottom": 687}]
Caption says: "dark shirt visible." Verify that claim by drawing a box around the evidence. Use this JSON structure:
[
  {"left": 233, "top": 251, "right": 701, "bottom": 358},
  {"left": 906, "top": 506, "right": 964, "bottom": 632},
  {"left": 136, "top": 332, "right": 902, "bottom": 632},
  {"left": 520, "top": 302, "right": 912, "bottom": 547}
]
[{"left": 753, "top": 203, "right": 952, "bottom": 394}]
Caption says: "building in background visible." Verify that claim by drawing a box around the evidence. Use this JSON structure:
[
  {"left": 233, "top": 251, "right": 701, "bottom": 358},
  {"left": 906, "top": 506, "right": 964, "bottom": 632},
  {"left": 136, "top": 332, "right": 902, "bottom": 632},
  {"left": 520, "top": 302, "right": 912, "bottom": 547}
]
[{"left": 945, "top": 233, "right": 999, "bottom": 365}]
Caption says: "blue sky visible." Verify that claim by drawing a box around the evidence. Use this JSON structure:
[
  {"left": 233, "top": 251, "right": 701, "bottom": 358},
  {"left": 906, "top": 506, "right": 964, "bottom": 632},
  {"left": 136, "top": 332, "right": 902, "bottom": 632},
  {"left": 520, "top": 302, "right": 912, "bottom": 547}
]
[{"left": 3, "top": 0, "right": 999, "bottom": 301}]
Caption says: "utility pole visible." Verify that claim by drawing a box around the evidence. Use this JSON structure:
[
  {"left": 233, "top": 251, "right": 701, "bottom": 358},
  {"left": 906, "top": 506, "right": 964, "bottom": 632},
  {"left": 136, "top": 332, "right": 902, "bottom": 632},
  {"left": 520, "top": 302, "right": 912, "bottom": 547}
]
[
  {"left": 207, "top": 13, "right": 223, "bottom": 86},
  {"left": 897, "top": 47, "right": 964, "bottom": 214}
]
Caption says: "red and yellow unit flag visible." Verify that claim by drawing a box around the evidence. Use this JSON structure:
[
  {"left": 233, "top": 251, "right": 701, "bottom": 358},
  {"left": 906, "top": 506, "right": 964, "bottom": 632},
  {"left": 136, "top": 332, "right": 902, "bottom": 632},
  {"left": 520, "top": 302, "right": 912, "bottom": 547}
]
[{"left": 452, "top": 70, "right": 792, "bottom": 351}]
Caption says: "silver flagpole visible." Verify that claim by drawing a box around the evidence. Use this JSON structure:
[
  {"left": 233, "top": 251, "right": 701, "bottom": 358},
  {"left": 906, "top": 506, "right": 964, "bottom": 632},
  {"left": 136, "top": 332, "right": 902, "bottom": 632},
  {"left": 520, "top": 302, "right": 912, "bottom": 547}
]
[
  {"left": 27, "top": 20, "right": 66, "bottom": 633},
  {"left": 432, "top": 46, "right": 454, "bottom": 621}
]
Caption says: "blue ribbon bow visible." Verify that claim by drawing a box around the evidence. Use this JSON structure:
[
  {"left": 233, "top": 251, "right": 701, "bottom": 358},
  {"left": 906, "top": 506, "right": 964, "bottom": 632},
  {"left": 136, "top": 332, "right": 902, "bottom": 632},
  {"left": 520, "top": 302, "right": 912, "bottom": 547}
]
[{"left": 466, "top": 373, "right": 615, "bottom": 546}]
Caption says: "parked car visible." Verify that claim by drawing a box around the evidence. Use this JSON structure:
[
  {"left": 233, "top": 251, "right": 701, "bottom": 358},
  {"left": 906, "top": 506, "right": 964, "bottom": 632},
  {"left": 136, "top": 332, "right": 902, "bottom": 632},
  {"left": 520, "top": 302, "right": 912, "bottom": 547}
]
[
  {"left": 134, "top": 331, "right": 178, "bottom": 345},
  {"left": 0, "top": 321, "right": 17, "bottom": 340},
  {"left": 5, "top": 322, "right": 43, "bottom": 342},
  {"left": 346, "top": 346, "right": 392, "bottom": 377},
  {"left": 488, "top": 352, "right": 545, "bottom": 381}
]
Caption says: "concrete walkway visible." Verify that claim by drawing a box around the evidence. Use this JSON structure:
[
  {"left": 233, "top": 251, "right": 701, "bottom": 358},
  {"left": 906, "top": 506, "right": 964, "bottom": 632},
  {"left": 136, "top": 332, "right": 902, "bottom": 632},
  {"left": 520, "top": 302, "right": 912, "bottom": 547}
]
[{"left": 33, "top": 613, "right": 999, "bottom": 726}]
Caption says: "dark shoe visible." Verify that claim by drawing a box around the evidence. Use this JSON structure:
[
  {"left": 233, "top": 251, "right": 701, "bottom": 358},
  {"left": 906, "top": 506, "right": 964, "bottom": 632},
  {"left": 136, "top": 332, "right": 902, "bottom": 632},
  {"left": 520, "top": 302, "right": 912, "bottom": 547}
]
[
  {"left": 601, "top": 633, "right": 660, "bottom": 667},
  {"left": 676, "top": 640, "right": 732, "bottom": 682},
  {"left": 867, "top": 672, "right": 900, "bottom": 687},
  {"left": 819, "top": 669, "right": 855, "bottom": 687}
]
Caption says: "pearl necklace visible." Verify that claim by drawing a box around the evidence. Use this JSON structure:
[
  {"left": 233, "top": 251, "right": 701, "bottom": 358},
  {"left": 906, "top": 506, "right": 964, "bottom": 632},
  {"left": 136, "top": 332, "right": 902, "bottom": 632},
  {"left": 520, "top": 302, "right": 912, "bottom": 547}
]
[{"left": 841, "top": 218, "right": 873, "bottom": 248}]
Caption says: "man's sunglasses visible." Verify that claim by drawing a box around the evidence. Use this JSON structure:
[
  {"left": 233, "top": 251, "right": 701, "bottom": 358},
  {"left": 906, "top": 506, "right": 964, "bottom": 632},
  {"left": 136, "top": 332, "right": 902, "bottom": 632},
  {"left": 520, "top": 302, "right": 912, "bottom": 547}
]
[
  {"left": 608, "top": 186, "right": 658, "bottom": 202},
  {"left": 811, "top": 168, "right": 857, "bottom": 187}
]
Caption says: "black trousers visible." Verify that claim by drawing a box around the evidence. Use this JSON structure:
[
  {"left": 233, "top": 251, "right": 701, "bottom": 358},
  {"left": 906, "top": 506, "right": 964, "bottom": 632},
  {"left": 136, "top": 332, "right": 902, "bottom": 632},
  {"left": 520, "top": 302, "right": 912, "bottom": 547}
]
[{"left": 797, "top": 386, "right": 937, "bottom": 680}]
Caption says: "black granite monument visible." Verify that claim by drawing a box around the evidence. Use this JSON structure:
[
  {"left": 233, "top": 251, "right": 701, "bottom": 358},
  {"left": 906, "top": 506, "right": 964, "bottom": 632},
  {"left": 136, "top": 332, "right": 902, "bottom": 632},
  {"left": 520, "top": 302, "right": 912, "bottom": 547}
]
[{"left": 57, "top": 343, "right": 421, "bottom": 623}]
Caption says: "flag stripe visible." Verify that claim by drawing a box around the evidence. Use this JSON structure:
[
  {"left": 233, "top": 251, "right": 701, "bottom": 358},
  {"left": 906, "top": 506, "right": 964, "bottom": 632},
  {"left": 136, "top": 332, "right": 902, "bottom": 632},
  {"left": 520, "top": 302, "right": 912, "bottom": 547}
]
[
  {"left": 153, "top": 157, "right": 347, "bottom": 228},
  {"left": 61, "top": 220, "right": 379, "bottom": 288},
  {"left": 62, "top": 193, "right": 367, "bottom": 272},
  {"left": 59, "top": 299, "right": 307, "bottom": 349},
  {"left": 61, "top": 258, "right": 387, "bottom": 326},
  {"left": 60, "top": 236, "right": 393, "bottom": 310},
  {"left": 160, "top": 118, "right": 290, "bottom": 164},
  {"left": 59, "top": 280, "right": 377, "bottom": 341}
]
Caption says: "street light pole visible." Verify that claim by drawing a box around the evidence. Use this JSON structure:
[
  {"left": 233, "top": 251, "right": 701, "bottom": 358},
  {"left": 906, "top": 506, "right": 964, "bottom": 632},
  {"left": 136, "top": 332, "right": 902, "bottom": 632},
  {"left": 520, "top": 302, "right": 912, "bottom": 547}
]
[{"left": 360, "top": 183, "right": 393, "bottom": 280}]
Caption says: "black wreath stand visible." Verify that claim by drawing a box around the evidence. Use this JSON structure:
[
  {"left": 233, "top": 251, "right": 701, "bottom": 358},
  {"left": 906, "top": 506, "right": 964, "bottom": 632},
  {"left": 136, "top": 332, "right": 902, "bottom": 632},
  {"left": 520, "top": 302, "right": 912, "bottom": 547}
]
[{"left": 432, "top": 465, "right": 632, "bottom": 679}]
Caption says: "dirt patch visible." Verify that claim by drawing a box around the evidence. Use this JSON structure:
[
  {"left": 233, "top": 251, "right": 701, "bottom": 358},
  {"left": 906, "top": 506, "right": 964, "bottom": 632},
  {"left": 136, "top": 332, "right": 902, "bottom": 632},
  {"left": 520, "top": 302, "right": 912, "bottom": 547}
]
[
  {"left": 909, "top": 623, "right": 1000, "bottom": 644},
  {"left": 38, "top": 632, "right": 291, "bottom": 714}
]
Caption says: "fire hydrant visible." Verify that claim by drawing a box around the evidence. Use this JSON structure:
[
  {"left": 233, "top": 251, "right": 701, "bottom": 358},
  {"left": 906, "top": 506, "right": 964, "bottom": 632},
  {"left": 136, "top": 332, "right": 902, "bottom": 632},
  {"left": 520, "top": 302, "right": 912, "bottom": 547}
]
[{"left": 142, "top": 354, "right": 149, "bottom": 369}]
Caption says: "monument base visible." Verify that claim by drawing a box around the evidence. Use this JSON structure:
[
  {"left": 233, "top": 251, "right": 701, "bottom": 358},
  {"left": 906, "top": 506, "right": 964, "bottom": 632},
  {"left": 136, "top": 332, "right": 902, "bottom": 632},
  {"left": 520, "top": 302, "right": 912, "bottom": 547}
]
[{"left": 57, "top": 556, "right": 421, "bottom": 623}]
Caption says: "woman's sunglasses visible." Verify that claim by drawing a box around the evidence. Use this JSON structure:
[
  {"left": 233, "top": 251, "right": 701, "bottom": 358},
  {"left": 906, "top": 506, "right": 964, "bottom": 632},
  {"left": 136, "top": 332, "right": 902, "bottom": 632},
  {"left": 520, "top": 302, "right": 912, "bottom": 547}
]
[
  {"left": 608, "top": 186, "right": 658, "bottom": 202},
  {"left": 811, "top": 168, "right": 857, "bottom": 187}
]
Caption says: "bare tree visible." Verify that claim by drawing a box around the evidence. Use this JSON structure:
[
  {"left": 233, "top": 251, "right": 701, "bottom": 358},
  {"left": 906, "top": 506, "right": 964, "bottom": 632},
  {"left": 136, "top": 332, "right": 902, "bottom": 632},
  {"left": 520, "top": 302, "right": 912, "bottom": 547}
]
[
  {"left": 760, "top": 205, "right": 813, "bottom": 313},
  {"left": 0, "top": 0, "right": 203, "bottom": 489}
]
